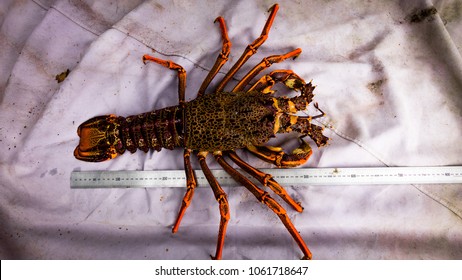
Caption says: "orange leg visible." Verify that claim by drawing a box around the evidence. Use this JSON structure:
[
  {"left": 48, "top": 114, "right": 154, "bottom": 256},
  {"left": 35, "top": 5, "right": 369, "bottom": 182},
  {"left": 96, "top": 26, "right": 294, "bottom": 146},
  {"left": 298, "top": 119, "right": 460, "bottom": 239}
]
[
  {"left": 214, "top": 152, "right": 312, "bottom": 260},
  {"left": 246, "top": 137, "right": 313, "bottom": 168},
  {"left": 232, "top": 49, "right": 301, "bottom": 92},
  {"left": 197, "top": 151, "right": 230, "bottom": 260},
  {"left": 142, "top": 54, "right": 187, "bottom": 105},
  {"left": 248, "top": 69, "right": 308, "bottom": 94},
  {"left": 172, "top": 149, "right": 198, "bottom": 233},
  {"left": 226, "top": 151, "right": 303, "bottom": 212},
  {"left": 143, "top": 55, "right": 197, "bottom": 233},
  {"left": 215, "top": 4, "right": 279, "bottom": 92},
  {"left": 198, "top": 17, "right": 232, "bottom": 96}
]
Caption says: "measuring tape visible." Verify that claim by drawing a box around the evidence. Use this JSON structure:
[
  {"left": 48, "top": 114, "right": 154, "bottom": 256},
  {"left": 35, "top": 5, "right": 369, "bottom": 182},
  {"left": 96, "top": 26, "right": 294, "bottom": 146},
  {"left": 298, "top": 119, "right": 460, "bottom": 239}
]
[{"left": 71, "top": 166, "right": 462, "bottom": 188}]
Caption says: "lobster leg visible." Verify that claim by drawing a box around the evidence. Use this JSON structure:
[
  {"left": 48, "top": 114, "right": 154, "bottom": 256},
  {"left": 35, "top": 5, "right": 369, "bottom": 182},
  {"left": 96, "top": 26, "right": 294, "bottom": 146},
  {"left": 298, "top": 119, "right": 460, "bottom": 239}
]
[
  {"left": 172, "top": 149, "right": 198, "bottom": 233},
  {"left": 232, "top": 49, "right": 301, "bottom": 92},
  {"left": 142, "top": 55, "right": 187, "bottom": 105},
  {"left": 214, "top": 152, "right": 312, "bottom": 260},
  {"left": 246, "top": 138, "right": 313, "bottom": 168},
  {"left": 198, "top": 17, "right": 232, "bottom": 96},
  {"left": 226, "top": 151, "right": 303, "bottom": 212},
  {"left": 142, "top": 55, "right": 203, "bottom": 234},
  {"left": 248, "top": 69, "right": 309, "bottom": 94},
  {"left": 197, "top": 151, "right": 230, "bottom": 260},
  {"left": 215, "top": 4, "right": 279, "bottom": 92}
]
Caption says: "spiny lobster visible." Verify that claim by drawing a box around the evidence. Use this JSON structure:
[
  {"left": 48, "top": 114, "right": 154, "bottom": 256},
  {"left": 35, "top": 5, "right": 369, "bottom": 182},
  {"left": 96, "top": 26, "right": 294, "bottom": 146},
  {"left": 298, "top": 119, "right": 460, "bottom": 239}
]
[{"left": 74, "top": 4, "right": 328, "bottom": 260}]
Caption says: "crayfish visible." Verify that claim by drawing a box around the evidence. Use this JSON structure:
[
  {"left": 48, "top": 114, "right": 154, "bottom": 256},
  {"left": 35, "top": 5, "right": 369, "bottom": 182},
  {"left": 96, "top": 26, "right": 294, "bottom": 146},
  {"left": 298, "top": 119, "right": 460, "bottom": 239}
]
[{"left": 74, "top": 4, "right": 328, "bottom": 260}]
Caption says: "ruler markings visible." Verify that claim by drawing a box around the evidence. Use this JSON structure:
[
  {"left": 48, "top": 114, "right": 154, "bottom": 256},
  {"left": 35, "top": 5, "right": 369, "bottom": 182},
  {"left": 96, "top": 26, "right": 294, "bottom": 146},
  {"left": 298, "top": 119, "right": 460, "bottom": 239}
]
[{"left": 71, "top": 166, "right": 462, "bottom": 189}]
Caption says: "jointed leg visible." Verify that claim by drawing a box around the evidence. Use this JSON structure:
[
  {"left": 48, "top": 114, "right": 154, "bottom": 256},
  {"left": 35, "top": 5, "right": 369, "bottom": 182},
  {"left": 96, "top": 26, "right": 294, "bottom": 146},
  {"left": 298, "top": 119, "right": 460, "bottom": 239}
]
[
  {"left": 215, "top": 4, "right": 279, "bottom": 92},
  {"left": 198, "top": 17, "right": 232, "bottom": 96},
  {"left": 246, "top": 112, "right": 328, "bottom": 167},
  {"left": 226, "top": 151, "right": 303, "bottom": 212},
  {"left": 172, "top": 149, "right": 198, "bottom": 233},
  {"left": 232, "top": 49, "right": 301, "bottom": 92},
  {"left": 142, "top": 55, "right": 198, "bottom": 232},
  {"left": 197, "top": 151, "right": 230, "bottom": 260},
  {"left": 214, "top": 152, "right": 312, "bottom": 260},
  {"left": 248, "top": 69, "right": 309, "bottom": 94},
  {"left": 142, "top": 54, "right": 187, "bottom": 106},
  {"left": 246, "top": 138, "right": 313, "bottom": 168}
]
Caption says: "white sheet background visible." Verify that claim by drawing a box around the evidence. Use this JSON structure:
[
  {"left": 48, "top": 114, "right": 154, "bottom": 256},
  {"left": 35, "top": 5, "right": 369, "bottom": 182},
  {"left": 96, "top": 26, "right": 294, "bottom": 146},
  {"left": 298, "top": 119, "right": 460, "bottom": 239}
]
[{"left": 1, "top": 0, "right": 461, "bottom": 259}]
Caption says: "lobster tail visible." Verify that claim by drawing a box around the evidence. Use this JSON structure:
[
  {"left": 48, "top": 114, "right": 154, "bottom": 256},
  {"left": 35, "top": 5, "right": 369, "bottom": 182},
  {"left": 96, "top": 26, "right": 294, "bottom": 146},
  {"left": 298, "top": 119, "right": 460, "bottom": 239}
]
[
  {"left": 74, "top": 106, "right": 184, "bottom": 162},
  {"left": 74, "top": 115, "right": 125, "bottom": 162}
]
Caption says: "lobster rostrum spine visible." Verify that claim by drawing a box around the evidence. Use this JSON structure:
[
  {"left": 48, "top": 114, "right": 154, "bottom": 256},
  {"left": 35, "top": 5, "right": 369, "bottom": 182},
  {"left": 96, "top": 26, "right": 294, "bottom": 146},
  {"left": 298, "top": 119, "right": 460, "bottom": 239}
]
[{"left": 74, "top": 4, "right": 329, "bottom": 260}]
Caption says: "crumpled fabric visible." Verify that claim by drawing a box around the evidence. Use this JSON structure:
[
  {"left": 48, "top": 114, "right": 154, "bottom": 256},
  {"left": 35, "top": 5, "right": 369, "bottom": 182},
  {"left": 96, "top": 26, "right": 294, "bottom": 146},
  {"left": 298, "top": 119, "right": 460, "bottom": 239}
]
[{"left": 0, "top": 0, "right": 461, "bottom": 259}]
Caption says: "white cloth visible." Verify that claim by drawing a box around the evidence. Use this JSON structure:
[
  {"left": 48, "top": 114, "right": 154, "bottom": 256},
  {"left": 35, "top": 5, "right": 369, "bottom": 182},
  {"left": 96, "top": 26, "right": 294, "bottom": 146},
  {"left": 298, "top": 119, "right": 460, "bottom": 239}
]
[{"left": 1, "top": 0, "right": 461, "bottom": 259}]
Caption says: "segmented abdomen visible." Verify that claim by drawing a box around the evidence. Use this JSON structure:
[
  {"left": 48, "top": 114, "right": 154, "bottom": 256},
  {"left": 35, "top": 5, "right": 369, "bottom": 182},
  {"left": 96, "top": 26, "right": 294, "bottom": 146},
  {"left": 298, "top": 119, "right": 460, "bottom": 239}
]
[{"left": 121, "top": 105, "right": 184, "bottom": 153}]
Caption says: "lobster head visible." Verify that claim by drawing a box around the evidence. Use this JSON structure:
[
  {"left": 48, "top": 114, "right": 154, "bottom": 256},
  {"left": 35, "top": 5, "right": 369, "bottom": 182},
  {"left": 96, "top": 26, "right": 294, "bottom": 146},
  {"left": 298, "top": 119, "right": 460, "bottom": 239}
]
[{"left": 74, "top": 115, "right": 124, "bottom": 162}]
